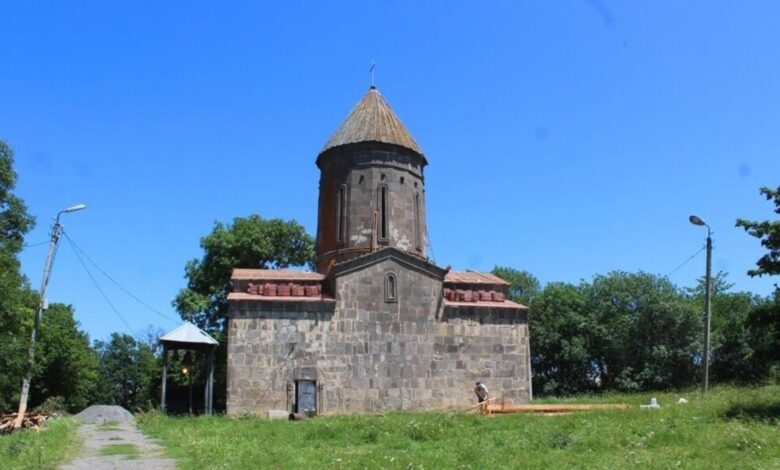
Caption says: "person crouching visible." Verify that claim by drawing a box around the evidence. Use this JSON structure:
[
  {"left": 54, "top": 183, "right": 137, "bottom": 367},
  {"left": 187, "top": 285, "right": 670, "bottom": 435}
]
[{"left": 474, "top": 381, "right": 489, "bottom": 403}]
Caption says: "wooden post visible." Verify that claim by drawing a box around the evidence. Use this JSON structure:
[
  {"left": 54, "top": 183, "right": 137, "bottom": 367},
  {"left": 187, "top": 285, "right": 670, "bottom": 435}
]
[
  {"left": 187, "top": 351, "right": 193, "bottom": 415},
  {"left": 208, "top": 348, "right": 214, "bottom": 414},
  {"left": 160, "top": 346, "right": 168, "bottom": 413},
  {"left": 203, "top": 349, "right": 214, "bottom": 415},
  {"left": 202, "top": 350, "right": 208, "bottom": 415}
]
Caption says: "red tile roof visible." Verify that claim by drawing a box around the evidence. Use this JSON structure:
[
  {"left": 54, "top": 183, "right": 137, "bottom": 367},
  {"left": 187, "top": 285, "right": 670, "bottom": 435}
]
[
  {"left": 227, "top": 292, "right": 335, "bottom": 303},
  {"left": 444, "top": 271, "right": 509, "bottom": 285},
  {"left": 444, "top": 299, "right": 528, "bottom": 310},
  {"left": 231, "top": 269, "right": 324, "bottom": 282}
]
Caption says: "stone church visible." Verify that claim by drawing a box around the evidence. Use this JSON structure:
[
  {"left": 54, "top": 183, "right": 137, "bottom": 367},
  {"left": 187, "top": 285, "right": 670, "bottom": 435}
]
[{"left": 226, "top": 86, "right": 531, "bottom": 416}]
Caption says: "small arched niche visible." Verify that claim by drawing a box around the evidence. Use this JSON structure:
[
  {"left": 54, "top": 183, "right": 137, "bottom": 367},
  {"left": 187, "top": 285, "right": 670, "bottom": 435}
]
[{"left": 385, "top": 273, "right": 398, "bottom": 302}]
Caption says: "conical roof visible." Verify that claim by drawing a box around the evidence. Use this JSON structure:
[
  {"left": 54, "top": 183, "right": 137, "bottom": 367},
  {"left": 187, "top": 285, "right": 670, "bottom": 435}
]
[
  {"left": 321, "top": 87, "right": 423, "bottom": 156},
  {"left": 160, "top": 322, "right": 218, "bottom": 346}
]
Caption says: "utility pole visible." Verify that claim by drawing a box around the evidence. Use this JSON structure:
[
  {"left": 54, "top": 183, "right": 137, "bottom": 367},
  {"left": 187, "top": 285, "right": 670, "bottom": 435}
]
[
  {"left": 689, "top": 215, "right": 712, "bottom": 394},
  {"left": 703, "top": 231, "right": 712, "bottom": 393},
  {"left": 14, "top": 204, "right": 85, "bottom": 428}
]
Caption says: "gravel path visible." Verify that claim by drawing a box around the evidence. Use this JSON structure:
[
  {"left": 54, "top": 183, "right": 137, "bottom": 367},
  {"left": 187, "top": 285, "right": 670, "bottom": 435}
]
[{"left": 61, "top": 418, "right": 176, "bottom": 469}]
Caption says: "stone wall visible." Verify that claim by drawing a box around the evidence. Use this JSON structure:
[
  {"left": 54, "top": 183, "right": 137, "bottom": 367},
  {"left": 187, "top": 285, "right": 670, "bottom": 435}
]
[
  {"left": 227, "top": 255, "right": 530, "bottom": 416},
  {"left": 315, "top": 142, "right": 428, "bottom": 273}
]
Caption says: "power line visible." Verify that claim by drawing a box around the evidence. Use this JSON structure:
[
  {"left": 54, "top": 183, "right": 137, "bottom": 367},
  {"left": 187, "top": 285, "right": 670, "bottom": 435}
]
[
  {"left": 23, "top": 240, "right": 49, "bottom": 248},
  {"left": 64, "top": 234, "right": 136, "bottom": 336},
  {"left": 666, "top": 245, "right": 706, "bottom": 277},
  {"left": 62, "top": 232, "right": 179, "bottom": 325}
]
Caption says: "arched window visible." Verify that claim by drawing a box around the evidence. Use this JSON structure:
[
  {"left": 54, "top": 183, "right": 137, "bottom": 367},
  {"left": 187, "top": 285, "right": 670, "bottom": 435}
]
[
  {"left": 414, "top": 191, "right": 421, "bottom": 251},
  {"left": 378, "top": 184, "right": 388, "bottom": 241},
  {"left": 336, "top": 184, "right": 347, "bottom": 244},
  {"left": 385, "top": 273, "right": 397, "bottom": 302}
]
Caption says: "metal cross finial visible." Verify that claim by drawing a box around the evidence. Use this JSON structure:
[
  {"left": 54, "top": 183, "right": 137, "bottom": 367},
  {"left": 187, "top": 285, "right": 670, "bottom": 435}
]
[{"left": 370, "top": 60, "right": 376, "bottom": 88}]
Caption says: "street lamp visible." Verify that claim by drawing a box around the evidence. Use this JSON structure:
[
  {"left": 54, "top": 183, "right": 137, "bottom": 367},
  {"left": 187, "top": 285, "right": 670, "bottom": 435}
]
[
  {"left": 689, "top": 214, "right": 712, "bottom": 394},
  {"left": 14, "top": 203, "right": 86, "bottom": 428}
]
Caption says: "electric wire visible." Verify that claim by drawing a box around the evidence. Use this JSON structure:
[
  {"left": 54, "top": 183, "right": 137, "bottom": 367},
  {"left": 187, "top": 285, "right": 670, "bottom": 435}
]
[
  {"left": 62, "top": 232, "right": 179, "bottom": 325},
  {"left": 23, "top": 240, "right": 49, "bottom": 248},
  {"left": 63, "top": 233, "right": 136, "bottom": 336},
  {"left": 666, "top": 245, "right": 706, "bottom": 277}
]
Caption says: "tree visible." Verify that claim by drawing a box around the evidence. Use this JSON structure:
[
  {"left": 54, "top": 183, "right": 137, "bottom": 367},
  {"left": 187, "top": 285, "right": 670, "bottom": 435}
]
[
  {"left": 0, "top": 140, "right": 34, "bottom": 255},
  {"left": 0, "top": 140, "right": 36, "bottom": 412},
  {"left": 736, "top": 185, "right": 780, "bottom": 278},
  {"left": 686, "top": 272, "right": 770, "bottom": 384},
  {"left": 31, "top": 303, "right": 100, "bottom": 412},
  {"left": 491, "top": 266, "right": 540, "bottom": 306},
  {"left": 174, "top": 215, "right": 315, "bottom": 332},
  {"left": 529, "top": 282, "right": 593, "bottom": 396},
  {"left": 93, "top": 334, "right": 158, "bottom": 411},
  {"left": 736, "top": 185, "right": 780, "bottom": 373},
  {"left": 745, "top": 290, "right": 780, "bottom": 372},
  {"left": 585, "top": 271, "right": 700, "bottom": 392}
]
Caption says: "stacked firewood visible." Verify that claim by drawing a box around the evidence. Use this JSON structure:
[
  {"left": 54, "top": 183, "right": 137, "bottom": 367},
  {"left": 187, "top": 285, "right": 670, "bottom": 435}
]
[{"left": 0, "top": 413, "right": 55, "bottom": 434}]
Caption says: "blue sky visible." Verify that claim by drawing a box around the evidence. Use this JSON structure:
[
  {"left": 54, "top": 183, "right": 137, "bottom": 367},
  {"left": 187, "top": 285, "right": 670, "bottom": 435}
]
[{"left": 3, "top": 1, "right": 779, "bottom": 341}]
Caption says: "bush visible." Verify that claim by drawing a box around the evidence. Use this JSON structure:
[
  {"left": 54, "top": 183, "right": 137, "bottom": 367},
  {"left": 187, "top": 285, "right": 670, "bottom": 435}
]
[{"left": 33, "top": 396, "right": 68, "bottom": 415}]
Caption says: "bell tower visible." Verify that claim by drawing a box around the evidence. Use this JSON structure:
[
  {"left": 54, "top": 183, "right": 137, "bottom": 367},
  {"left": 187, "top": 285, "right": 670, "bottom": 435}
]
[{"left": 315, "top": 86, "right": 428, "bottom": 273}]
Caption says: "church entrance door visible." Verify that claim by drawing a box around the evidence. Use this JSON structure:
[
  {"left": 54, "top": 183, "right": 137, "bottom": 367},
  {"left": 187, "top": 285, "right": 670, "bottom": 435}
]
[{"left": 296, "top": 380, "right": 317, "bottom": 416}]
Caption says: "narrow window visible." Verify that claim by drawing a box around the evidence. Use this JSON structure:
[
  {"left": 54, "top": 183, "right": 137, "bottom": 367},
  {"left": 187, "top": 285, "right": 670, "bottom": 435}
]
[
  {"left": 378, "top": 185, "right": 388, "bottom": 241},
  {"left": 336, "top": 185, "right": 347, "bottom": 244},
  {"left": 385, "top": 273, "right": 397, "bottom": 302},
  {"left": 414, "top": 191, "right": 421, "bottom": 251}
]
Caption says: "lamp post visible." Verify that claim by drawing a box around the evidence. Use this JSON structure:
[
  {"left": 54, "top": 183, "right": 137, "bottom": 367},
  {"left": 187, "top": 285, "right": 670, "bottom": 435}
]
[
  {"left": 14, "top": 204, "right": 86, "bottom": 428},
  {"left": 689, "top": 214, "right": 712, "bottom": 394}
]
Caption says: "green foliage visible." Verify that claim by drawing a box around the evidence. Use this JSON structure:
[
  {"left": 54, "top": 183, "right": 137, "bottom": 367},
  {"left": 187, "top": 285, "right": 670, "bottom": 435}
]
[
  {"left": 491, "top": 266, "right": 540, "bottom": 305},
  {"left": 31, "top": 303, "right": 100, "bottom": 413},
  {"left": 736, "top": 185, "right": 780, "bottom": 278},
  {"left": 137, "top": 385, "right": 780, "bottom": 469},
  {"left": 93, "top": 334, "right": 158, "bottom": 411},
  {"left": 686, "top": 272, "right": 773, "bottom": 384},
  {"left": 0, "top": 140, "right": 36, "bottom": 413},
  {"left": 0, "top": 140, "right": 35, "bottom": 254},
  {"left": 0, "top": 288, "right": 35, "bottom": 413},
  {"left": 745, "top": 290, "right": 780, "bottom": 368},
  {"left": 32, "top": 396, "right": 68, "bottom": 415},
  {"left": 0, "top": 417, "right": 82, "bottom": 470},
  {"left": 526, "top": 270, "right": 700, "bottom": 395},
  {"left": 736, "top": 186, "right": 780, "bottom": 376},
  {"left": 585, "top": 271, "right": 700, "bottom": 391},
  {"left": 174, "top": 215, "right": 315, "bottom": 332},
  {"left": 530, "top": 282, "right": 593, "bottom": 396}
]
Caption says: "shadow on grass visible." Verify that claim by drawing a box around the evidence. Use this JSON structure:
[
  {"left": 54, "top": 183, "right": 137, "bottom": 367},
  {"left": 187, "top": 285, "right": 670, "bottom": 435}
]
[{"left": 722, "top": 401, "right": 780, "bottom": 424}]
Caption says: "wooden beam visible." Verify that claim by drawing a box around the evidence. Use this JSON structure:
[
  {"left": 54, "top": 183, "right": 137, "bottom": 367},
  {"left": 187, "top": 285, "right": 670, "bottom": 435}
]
[{"left": 481, "top": 403, "right": 630, "bottom": 414}]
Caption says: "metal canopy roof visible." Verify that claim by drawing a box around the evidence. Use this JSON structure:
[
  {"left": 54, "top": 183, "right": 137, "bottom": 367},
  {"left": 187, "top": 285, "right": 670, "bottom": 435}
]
[{"left": 160, "top": 322, "right": 218, "bottom": 348}]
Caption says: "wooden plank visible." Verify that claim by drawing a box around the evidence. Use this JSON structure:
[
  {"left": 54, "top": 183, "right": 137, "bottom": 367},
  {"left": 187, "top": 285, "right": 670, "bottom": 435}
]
[{"left": 483, "top": 403, "right": 630, "bottom": 414}]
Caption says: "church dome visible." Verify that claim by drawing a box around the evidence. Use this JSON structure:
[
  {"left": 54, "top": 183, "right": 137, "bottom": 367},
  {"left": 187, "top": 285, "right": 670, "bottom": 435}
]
[{"left": 320, "top": 87, "right": 423, "bottom": 157}]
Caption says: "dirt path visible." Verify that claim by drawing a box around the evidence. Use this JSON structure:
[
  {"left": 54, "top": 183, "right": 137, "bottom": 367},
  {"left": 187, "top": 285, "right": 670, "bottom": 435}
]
[{"left": 60, "top": 421, "right": 176, "bottom": 470}]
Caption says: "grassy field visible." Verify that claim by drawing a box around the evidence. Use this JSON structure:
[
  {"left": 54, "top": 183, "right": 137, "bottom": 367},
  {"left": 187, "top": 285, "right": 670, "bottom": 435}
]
[
  {"left": 0, "top": 417, "right": 82, "bottom": 470},
  {"left": 137, "top": 385, "right": 780, "bottom": 469}
]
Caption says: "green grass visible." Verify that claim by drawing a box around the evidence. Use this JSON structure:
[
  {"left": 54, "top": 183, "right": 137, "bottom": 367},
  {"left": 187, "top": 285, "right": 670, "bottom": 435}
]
[
  {"left": 137, "top": 385, "right": 780, "bottom": 469},
  {"left": 99, "top": 443, "right": 140, "bottom": 459},
  {"left": 0, "top": 417, "right": 82, "bottom": 470},
  {"left": 97, "top": 421, "right": 121, "bottom": 431}
]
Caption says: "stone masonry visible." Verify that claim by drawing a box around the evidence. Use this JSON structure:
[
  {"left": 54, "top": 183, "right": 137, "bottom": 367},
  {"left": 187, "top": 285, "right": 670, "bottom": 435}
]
[{"left": 226, "top": 86, "right": 531, "bottom": 416}]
